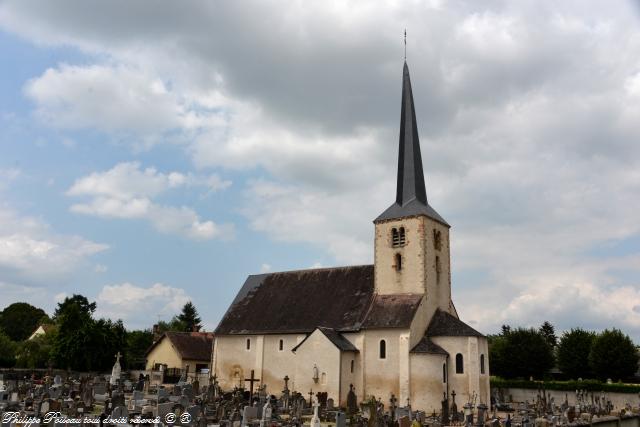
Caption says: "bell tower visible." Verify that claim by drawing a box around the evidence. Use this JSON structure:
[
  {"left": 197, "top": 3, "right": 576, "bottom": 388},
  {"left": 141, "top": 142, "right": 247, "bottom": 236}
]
[{"left": 374, "top": 62, "right": 452, "bottom": 316}]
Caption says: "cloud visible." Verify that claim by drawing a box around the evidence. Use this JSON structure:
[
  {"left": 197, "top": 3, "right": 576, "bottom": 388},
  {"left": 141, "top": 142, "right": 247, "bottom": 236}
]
[
  {"left": 2, "top": 0, "right": 640, "bottom": 339},
  {"left": 0, "top": 206, "right": 108, "bottom": 286},
  {"left": 67, "top": 162, "right": 233, "bottom": 240},
  {"left": 95, "top": 282, "right": 190, "bottom": 329},
  {"left": 23, "top": 64, "right": 227, "bottom": 148}
]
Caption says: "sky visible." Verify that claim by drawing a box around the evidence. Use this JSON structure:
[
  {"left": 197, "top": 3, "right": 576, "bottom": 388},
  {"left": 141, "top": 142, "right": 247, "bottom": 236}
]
[{"left": 1, "top": 0, "right": 640, "bottom": 341}]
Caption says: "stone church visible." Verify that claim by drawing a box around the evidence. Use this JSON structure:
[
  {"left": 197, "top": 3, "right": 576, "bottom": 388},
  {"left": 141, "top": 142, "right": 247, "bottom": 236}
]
[{"left": 212, "top": 62, "right": 490, "bottom": 412}]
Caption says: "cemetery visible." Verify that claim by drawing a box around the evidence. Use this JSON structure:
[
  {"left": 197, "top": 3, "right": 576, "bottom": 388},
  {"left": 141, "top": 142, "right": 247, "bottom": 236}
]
[{"left": 1, "top": 352, "right": 640, "bottom": 427}]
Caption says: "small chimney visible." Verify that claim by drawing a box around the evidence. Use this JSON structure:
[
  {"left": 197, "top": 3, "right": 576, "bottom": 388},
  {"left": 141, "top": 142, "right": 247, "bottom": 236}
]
[{"left": 152, "top": 324, "right": 161, "bottom": 343}]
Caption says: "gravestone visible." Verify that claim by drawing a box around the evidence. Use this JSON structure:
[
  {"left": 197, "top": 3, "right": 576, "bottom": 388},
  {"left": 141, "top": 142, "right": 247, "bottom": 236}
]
[
  {"left": 346, "top": 384, "right": 358, "bottom": 415},
  {"left": 398, "top": 415, "right": 411, "bottom": 427},
  {"left": 241, "top": 405, "right": 258, "bottom": 427},
  {"left": 112, "top": 405, "right": 129, "bottom": 419},
  {"left": 110, "top": 352, "right": 122, "bottom": 386},
  {"left": 327, "top": 398, "right": 335, "bottom": 410},
  {"left": 40, "top": 399, "right": 51, "bottom": 416},
  {"left": 310, "top": 399, "right": 321, "bottom": 427},
  {"left": 259, "top": 402, "right": 272, "bottom": 427},
  {"left": 157, "top": 402, "right": 174, "bottom": 420},
  {"left": 335, "top": 411, "right": 346, "bottom": 427}
]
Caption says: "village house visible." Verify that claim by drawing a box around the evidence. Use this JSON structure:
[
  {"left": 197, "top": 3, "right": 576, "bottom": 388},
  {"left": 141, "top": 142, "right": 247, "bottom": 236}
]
[
  {"left": 27, "top": 324, "right": 55, "bottom": 341},
  {"left": 212, "top": 61, "right": 490, "bottom": 413},
  {"left": 145, "top": 331, "right": 214, "bottom": 378}
]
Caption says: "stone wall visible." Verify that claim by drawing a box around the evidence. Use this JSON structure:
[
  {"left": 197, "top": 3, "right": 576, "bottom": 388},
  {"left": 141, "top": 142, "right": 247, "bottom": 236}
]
[{"left": 498, "top": 388, "right": 640, "bottom": 411}]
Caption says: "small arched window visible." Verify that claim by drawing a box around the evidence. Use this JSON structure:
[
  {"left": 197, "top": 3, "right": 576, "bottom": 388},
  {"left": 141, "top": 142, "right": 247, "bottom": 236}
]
[
  {"left": 246, "top": 338, "right": 251, "bottom": 351},
  {"left": 455, "top": 353, "right": 464, "bottom": 374},
  {"left": 443, "top": 363, "right": 447, "bottom": 383},
  {"left": 379, "top": 340, "right": 387, "bottom": 359},
  {"left": 279, "top": 339, "right": 284, "bottom": 351},
  {"left": 395, "top": 253, "right": 402, "bottom": 271},
  {"left": 350, "top": 359, "right": 354, "bottom": 373},
  {"left": 480, "top": 354, "right": 485, "bottom": 374},
  {"left": 436, "top": 256, "right": 441, "bottom": 284}
]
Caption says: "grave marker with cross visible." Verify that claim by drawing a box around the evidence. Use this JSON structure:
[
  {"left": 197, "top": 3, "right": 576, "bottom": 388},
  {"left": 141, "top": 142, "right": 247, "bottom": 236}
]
[{"left": 244, "top": 370, "right": 260, "bottom": 400}]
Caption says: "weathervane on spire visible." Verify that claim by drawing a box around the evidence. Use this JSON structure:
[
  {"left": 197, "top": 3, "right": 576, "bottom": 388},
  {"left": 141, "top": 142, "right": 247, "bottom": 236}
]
[{"left": 404, "top": 29, "right": 407, "bottom": 61}]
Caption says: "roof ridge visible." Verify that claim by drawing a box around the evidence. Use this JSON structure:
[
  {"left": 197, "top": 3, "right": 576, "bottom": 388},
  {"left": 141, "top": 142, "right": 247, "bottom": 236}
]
[{"left": 250, "top": 264, "right": 373, "bottom": 277}]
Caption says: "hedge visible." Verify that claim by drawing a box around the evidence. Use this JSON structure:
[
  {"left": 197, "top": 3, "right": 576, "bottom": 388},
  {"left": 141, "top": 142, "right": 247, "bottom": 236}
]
[{"left": 490, "top": 377, "right": 640, "bottom": 394}]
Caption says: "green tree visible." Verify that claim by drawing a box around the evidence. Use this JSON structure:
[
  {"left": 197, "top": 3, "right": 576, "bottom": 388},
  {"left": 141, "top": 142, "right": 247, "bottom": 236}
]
[
  {"left": 15, "top": 329, "right": 57, "bottom": 369},
  {"left": 156, "top": 318, "right": 187, "bottom": 333},
  {"left": 53, "top": 294, "right": 96, "bottom": 319},
  {"left": 589, "top": 329, "right": 639, "bottom": 381},
  {"left": 126, "top": 329, "right": 154, "bottom": 369},
  {"left": 177, "top": 302, "right": 202, "bottom": 332},
  {"left": 0, "top": 330, "right": 17, "bottom": 367},
  {"left": 539, "top": 321, "right": 557, "bottom": 348},
  {"left": 557, "top": 328, "right": 595, "bottom": 379},
  {"left": 0, "top": 302, "right": 49, "bottom": 341},
  {"left": 489, "top": 327, "right": 554, "bottom": 379},
  {"left": 51, "top": 295, "right": 126, "bottom": 371}
]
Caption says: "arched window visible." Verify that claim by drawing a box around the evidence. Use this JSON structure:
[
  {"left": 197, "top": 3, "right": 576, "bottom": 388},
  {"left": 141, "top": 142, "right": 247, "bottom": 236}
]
[
  {"left": 246, "top": 338, "right": 251, "bottom": 351},
  {"left": 395, "top": 253, "right": 402, "bottom": 271},
  {"left": 379, "top": 340, "right": 387, "bottom": 359},
  {"left": 436, "top": 256, "right": 441, "bottom": 284},
  {"left": 279, "top": 339, "right": 284, "bottom": 351},
  {"left": 350, "top": 359, "right": 354, "bottom": 373},
  {"left": 321, "top": 372, "right": 327, "bottom": 385},
  {"left": 455, "top": 353, "right": 464, "bottom": 374},
  {"left": 480, "top": 354, "right": 485, "bottom": 374},
  {"left": 443, "top": 363, "right": 447, "bottom": 383},
  {"left": 399, "top": 227, "right": 406, "bottom": 245}
]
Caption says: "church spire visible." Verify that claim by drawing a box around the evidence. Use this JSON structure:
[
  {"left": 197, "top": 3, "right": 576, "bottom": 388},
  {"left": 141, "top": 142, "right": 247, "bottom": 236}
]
[
  {"left": 396, "top": 61, "right": 427, "bottom": 206},
  {"left": 375, "top": 61, "right": 449, "bottom": 226}
]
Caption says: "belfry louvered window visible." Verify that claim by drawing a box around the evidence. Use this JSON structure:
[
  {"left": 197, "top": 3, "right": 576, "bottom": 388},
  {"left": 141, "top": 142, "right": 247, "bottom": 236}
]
[{"left": 391, "top": 227, "right": 406, "bottom": 247}]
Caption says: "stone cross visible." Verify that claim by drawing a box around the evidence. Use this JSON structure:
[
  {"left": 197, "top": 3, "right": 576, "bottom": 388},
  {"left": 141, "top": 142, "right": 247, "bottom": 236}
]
[{"left": 283, "top": 375, "right": 290, "bottom": 391}]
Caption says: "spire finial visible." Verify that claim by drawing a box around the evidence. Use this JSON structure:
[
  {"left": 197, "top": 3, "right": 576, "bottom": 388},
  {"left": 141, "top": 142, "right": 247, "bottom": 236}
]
[{"left": 404, "top": 29, "right": 407, "bottom": 61}]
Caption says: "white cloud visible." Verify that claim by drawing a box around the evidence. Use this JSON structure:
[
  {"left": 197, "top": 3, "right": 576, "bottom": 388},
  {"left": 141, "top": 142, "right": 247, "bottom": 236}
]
[
  {"left": 24, "top": 64, "right": 227, "bottom": 148},
  {"left": 96, "top": 282, "right": 190, "bottom": 329},
  {"left": 0, "top": 206, "right": 108, "bottom": 285},
  {"left": 94, "top": 264, "right": 108, "bottom": 273},
  {"left": 2, "top": 0, "right": 640, "bottom": 338},
  {"left": 67, "top": 162, "right": 233, "bottom": 240}
]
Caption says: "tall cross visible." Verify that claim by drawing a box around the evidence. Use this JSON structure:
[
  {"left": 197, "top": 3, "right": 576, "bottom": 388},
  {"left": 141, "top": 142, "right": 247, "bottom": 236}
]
[
  {"left": 404, "top": 29, "right": 407, "bottom": 61},
  {"left": 244, "top": 370, "right": 260, "bottom": 399},
  {"left": 283, "top": 375, "right": 290, "bottom": 391},
  {"left": 308, "top": 389, "right": 314, "bottom": 404},
  {"left": 115, "top": 352, "right": 122, "bottom": 362}
]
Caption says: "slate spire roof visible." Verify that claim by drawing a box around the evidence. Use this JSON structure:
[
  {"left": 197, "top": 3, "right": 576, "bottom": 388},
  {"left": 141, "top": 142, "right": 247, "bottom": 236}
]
[{"left": 375, "top": 62, "right": 449, "bottom": 226}]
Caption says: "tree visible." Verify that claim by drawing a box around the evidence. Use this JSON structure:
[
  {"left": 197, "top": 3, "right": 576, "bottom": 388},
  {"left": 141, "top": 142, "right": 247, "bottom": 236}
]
[
  {"left": 0, "top": 302, "right": 49, "bottom": 341},
  {"left": 126, "top": 330, "right": 154, "bottom": 369},
  {"left": 51, "top": 295, "right": 126, "bottom": 371},
  {"left": 156, "top": 318, "right": 187, "bottom": 334},
  {"left": 489, "top": 327, "right": 554, "bottom": 379},
  {"left": 539, "top": 321, "right": 557, "bottom": 348},
  {"left": 15, "top": 328, "right": 57, "bottom": 369},
  {"left": 177, "top": 302, "right": 202, "bottom": 332},
  {"left": 53, "top": 294, "right": 96, "bottom": 320},
  {"left": 557, "top": 328, "right": 595, "bottom": 379},
  {"left": 589, "top": 329, "right": 639, "bottom": 381},
  {"left": 0, "top": 331, "right": 17, "bottom": 367}
]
